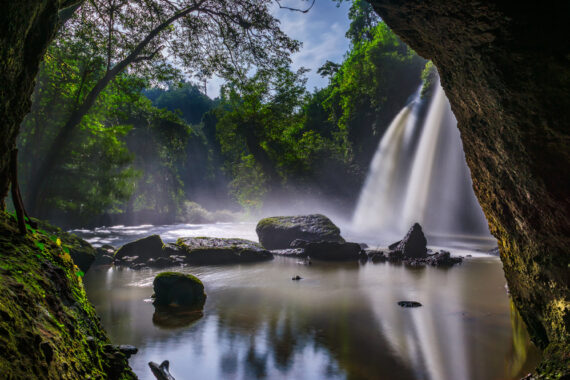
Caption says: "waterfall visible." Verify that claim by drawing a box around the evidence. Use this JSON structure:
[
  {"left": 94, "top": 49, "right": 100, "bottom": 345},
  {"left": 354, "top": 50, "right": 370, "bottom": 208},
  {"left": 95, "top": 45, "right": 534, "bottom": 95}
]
[{"left": 352, "top": 81, "right": 491, "bottom": 241}]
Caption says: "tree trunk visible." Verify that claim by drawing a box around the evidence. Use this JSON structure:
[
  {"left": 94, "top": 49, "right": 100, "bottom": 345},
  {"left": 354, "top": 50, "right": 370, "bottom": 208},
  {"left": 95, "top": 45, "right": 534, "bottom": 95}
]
[{"left": 0, "top": 0, "right": 76, "bottom": 209}]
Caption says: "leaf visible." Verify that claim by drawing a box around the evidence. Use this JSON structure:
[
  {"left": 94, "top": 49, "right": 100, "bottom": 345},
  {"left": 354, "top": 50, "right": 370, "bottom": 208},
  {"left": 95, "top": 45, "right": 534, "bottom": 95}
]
[{"left": 35, "top": 242, "right": 45, "bottom": 251}]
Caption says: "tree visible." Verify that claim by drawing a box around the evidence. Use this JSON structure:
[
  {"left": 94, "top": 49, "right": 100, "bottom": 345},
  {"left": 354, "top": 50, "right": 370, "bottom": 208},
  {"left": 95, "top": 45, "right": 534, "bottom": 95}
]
[
  {"left": 26, "top": 0, "right": 301, "bottom": 215},
  {"left": 324, "top": 22, "right": 425, "bottom": 167}
]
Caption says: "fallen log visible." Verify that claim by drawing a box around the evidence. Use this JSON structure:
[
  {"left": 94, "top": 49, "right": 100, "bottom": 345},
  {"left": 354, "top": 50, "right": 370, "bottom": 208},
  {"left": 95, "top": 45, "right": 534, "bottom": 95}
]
[{"left": 149, "top": 360, "right": 175, "bottom": 380}]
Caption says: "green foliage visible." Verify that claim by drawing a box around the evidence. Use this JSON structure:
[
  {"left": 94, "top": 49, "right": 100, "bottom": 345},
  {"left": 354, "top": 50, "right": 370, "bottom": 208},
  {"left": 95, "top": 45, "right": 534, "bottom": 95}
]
[
  {"left": 421, "top": 61, "right": 438, "bottom": 98},
  {"left": 18, "top": 41, "right": 141, "bottom": 223},
  {"left": 146, "top": 83, "right": 214, "bottom": 125},
  {"left": 323, "top": 21, "right": 425, "bottom": 166},
  {"left": 345, "top": 0, "right": 380, "bottom": 44}
]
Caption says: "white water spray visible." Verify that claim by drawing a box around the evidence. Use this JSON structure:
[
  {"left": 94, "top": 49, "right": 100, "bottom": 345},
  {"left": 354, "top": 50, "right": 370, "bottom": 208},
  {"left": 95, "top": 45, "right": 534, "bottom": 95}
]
[{"left": 352, "top": 81, "right": 491, "bottom": 241}]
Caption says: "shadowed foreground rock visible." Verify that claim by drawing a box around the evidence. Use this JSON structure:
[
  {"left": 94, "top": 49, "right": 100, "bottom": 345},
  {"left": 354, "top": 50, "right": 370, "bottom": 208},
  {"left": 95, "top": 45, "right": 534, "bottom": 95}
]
[
  {"left": 0, "top": 213, "right": 135, "bottom": 378},
  {"left": 256, "top": 214, "right": 344, "bottom": 249},
  {"left": 369, "top": 1, "right": 570, "bottom": 375}
]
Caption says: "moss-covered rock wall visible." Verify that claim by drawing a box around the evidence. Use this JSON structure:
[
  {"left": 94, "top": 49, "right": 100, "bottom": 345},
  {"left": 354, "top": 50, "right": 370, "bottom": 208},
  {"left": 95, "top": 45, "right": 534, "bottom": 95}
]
[
  {"left": 368, "top": 0, "right": 569, "bottom": 376},
  {"left": 0, "top": 212, "right": 135, "bottom": 379}
]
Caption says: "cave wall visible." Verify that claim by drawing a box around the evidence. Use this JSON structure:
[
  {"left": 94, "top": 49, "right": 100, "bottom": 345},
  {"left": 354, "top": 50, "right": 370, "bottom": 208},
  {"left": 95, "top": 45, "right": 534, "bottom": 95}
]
[{"left": 368, "top": 0, "right": 569, "bottom": 374}]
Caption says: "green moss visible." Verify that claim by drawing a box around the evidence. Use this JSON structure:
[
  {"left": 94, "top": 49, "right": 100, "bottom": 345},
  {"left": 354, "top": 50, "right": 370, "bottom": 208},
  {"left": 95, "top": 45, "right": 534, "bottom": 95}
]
[
  {"left": 0, "top": 211, "right": 135, "bottom": 379},
  {"left": 155, "top": 271, "right": 204, "bottom": 286}
]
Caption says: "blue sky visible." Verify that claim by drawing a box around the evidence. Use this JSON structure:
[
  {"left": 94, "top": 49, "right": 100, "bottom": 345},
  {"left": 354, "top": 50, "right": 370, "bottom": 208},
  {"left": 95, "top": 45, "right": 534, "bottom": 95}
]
[{"left": 206, "top": 0, "right": 352, "bottom": 97}]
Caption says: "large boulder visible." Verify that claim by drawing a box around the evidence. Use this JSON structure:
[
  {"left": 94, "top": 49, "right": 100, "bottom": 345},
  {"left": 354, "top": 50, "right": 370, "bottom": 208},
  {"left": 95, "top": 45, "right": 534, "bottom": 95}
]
[
  {"left": 392, "top": 223, "right": 427, "bottom": 259},
  {"left": 115, "top": 234, "right": 166, "bottom": 260},
  {"left": 173, "top": 237, "right": 273, "bottom": 265},
  {"left": 304, "top": 241, "right": 363, "bottom": 261},
  {"left": 256, "top": 214, "right": 344, "bottom": 249},
  {"left": 153, "top": 272, "right": 206, "bottom": 308}
]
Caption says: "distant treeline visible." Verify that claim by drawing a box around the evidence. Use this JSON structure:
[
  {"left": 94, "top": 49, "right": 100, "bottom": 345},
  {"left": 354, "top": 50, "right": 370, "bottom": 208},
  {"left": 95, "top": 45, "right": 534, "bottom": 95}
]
[{"left": 17, "top": 1, "right": 426, "bottom": 227}]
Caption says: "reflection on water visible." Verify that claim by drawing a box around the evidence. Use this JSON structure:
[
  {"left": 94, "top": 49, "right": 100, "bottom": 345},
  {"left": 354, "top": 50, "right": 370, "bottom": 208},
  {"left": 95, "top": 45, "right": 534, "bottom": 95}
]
[{"left": 84, "top": 256, "right": 539, "bottom": 380}]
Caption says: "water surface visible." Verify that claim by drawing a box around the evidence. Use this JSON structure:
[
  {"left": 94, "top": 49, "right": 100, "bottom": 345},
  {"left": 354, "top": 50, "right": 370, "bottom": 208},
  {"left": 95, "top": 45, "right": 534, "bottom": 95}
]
[{"left": 82, "top": 224, "right": 539, "bottom": 380}]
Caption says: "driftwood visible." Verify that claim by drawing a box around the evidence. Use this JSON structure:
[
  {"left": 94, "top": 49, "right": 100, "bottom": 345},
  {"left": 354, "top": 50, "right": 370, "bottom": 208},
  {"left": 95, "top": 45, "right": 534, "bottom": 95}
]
[{"left": 149, "top": 360, "right": 175, "bottom": 380}]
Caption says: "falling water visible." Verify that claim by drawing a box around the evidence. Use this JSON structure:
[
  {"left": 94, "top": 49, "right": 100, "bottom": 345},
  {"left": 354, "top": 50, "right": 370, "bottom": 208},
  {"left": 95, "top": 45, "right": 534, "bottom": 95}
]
[{"left": 352, "top": 81, "right": 491, "bottom": 241}]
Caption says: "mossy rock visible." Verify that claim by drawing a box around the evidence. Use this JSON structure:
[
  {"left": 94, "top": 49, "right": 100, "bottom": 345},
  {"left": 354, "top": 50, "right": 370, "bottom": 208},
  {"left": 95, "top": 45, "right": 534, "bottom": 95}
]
[
  {"left": 256, "top": 214, "right": 345, "bottom": 250},
  {"left": 0, "top": 212, "right": 135, "bottom": 379},
  {"left": 31, "top": 217, "right": 96, "bottom": 273},
  {"left": 115, "top": 234, "right": 166, "bottom": 260},
  {"left": 172, "top": 237, "right": 273, "bottom": 265},
  {"left": 153, "top": 272, "right": 206, "bottom": 308}
]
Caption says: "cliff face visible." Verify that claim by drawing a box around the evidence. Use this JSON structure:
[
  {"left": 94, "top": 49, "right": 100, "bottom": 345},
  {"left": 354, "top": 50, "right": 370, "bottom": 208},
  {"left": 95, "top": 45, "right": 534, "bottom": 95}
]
[
  {"left": 369, "top": 0, "right": 569, "bottom": 375},
  {"left": 0, "top": 212, "right": 135, "bottom": 379}
]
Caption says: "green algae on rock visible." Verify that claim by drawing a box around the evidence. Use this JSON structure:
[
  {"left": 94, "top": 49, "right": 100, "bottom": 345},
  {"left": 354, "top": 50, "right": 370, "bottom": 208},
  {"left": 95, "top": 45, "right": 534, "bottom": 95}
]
[
  {"left": 0, "top": 212, "right": 135, "bottom": 379},
  {"left": 153, "top": 272, "right": 206, "bottom": 308},
  {"left": 31, "top": 217, "right": 96, "bottom": 273},
  {"left": 173, "top": 237, "right": 273, "bottom": 265},
  {"left": 256, "top": 214, "right": 345, "bottom": 250}
]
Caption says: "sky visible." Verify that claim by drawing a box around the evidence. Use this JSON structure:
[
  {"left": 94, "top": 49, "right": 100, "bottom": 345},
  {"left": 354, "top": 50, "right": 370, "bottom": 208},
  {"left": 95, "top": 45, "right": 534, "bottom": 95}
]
[{"left": 206, "top": 0, "right": 352, "bottom": 98}]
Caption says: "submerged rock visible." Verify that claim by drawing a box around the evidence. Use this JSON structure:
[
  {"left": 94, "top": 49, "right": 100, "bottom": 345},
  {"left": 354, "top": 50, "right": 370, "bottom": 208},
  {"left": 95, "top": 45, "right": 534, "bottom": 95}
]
[
  {"left": 304, "top": 241, "right": 363, "bottom": 261},
  {"left": 292, "top": 275, "right": 302, "bottom": 281},
  {"left": 174, "top": 237, "right": 273, "bottom": 265},
  {"left": 397, "top": 301, "right": 422, "bottom": 308},
  {"left": 425, "top": 250, "right": 463, "bottom": 267},
  {"left": 153, "top": 272, "right": 206, "bottom": 308},
  {"left": 256, "top": 214, "right": 344, "bottom": 249}
]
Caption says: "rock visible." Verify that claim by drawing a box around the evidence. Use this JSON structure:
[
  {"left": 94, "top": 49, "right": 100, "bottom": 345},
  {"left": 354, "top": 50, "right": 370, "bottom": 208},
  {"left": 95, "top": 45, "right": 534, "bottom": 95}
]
[
  {"left": 270, "top": 248, "right": 306, "bottom": 257},
  {"left": 425, "top": 251, "right": 463, "bottom": 267},
  {"left": 369, "top": 1, "right": 570, "bottom": 371},
  {"left": 290, "top": 239, "right": 309, "bottom": 248},
  {"left": 359, "top": 243, "right": 369, "bottom": 249},
  {"left": 388, "top": 240, "right": 401, "bottom": 250},
  {"left": 387, "top": 250, "right": 403, "bottom": 262},
  {"left": 256, "top": 214, "right": 344, "bottom": 249},
  {"left": 370, "top": 252, "right": 387, "bottom": 263},
  {"left": 394, "top": 223, "right": 427, "bottom": 259},
  {"left": 149, "top": 360, "right": 175, "bottom": 380},
  {"left": 173, "top": 237, "right": 273, "bottom": 265},
  {"left": 292, "top": 275, "right": 302, "bottom": 281},
  {"left": 115, "top": 345, "right": 138, "bottom": 359},
  {"left": 148, "top": 257, "right": 175, "bottom": 268},
  {"left": 304, "top": 241, "right": 362, "bottom": 261},
  {"left": 93, "top": 254, "right": 114, "bottom": 266},
  {"left": 487, "top": 247, "right": 500, "bottom": 256},
  {"left": 115, "top": 235, "right": 166, "bottom": 261},
  {"left": 153, "top": 272, "right": 206, "bottom": 308},
  {"left": 397, "top": 301, "right": 422, "bottom": 308}
]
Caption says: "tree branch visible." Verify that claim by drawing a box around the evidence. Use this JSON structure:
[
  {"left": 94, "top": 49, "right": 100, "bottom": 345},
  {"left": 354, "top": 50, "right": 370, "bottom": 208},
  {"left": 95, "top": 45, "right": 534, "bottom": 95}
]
[{"left": 275, "top": 0, "right": 316, "bottom": 13}]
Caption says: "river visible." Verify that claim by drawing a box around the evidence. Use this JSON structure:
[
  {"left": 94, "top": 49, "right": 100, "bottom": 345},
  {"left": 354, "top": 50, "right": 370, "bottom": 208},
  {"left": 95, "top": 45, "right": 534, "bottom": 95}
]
[{"left": 77, "top": 223, "right": 539, "bottom": 380}]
